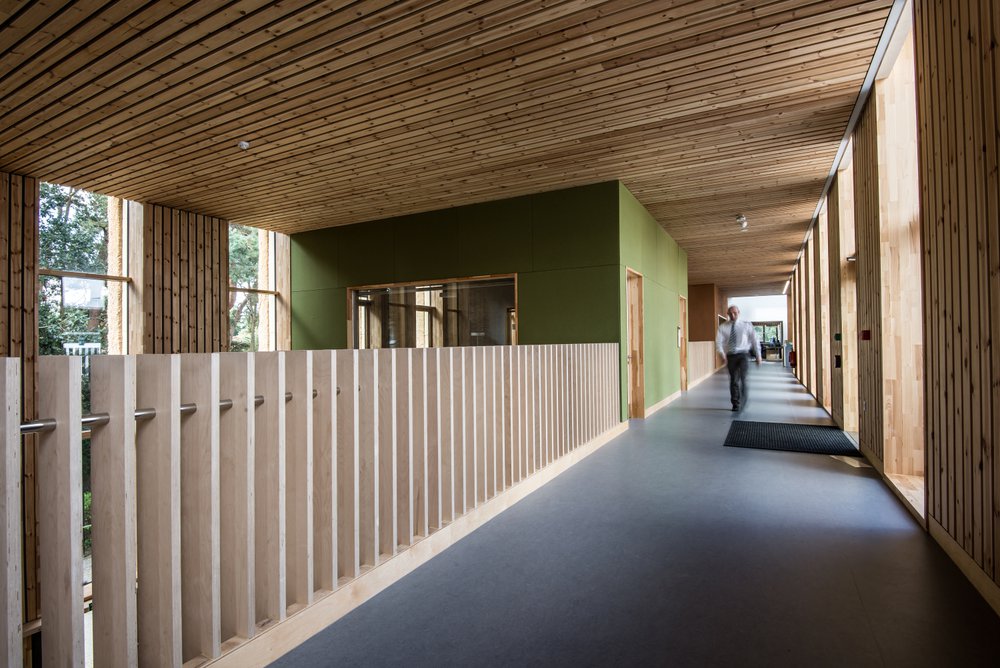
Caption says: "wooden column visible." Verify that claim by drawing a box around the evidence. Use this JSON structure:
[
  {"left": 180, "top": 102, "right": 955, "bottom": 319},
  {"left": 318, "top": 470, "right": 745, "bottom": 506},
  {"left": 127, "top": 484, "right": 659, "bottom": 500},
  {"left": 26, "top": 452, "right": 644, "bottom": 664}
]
[
  {"left": 254, "top": 352, "right": 286, "bottom": 624},
  {"left": 218, "top": 353, "right": 255, "bottom": 643},
  {"left": 180, "top": 354, "right": 221, "bottom": 662},
  {"left": 285, "top": 351, "right": 314, "bottom": 610},
  {"left": 135, "top": 354, "right": 182, "bottom": 665},
  {"left": 89, "top": 355, "right": 139, "bottom": 667},
  {"left": 312, "top": 350, "right": 337, "bottom": 592}
]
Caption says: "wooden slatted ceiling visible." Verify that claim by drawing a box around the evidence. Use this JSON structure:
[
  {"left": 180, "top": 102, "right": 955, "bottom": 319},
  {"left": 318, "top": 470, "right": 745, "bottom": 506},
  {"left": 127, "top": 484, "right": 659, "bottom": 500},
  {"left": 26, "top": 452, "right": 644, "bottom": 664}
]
[{"left": 0, "top": 0, "right": 893, "bottom": 295}]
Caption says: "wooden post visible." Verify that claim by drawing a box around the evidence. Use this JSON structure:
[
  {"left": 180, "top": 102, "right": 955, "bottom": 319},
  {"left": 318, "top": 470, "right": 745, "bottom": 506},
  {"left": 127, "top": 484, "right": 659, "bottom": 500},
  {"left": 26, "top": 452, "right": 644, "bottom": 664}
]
[
  {"left": 218, "top": 353, "right": 255, "bottom": 643},
  {"left": 412, "top": 349, "right": 427, "bottom": 536},
  {"left": 135, "top": 354, "right": 182, "bottom": 665},
  {"left": 89, "top": 355, "right": 138, "bottom": 667},
  {"left": 335, "top": 350, "right": 359, "bottom": 581},
  {"left": 254, "top": 352, "right": 286, "bottom": 625},
  {"left": 427, "top": 348, "right": 440, "bottom": 532},
  {"left": 377, "top": 349, "right": 397, "bottom": 557},
  {"left": 1, "top": 358, "right": 21, "bottom": 667},
  {"left": 356, "top": 350, "right": 377, "bottom": 568},
  {"left": 285, "top": 350, "right": 314, "bottom": 610},
  {"left": 312, "top": 350, "right": 337, "bottom": 592},
  {"left": 395, "top": 349, "right": 412, "bottom": 548},
  {"left": 37, "top": 356, "right": 84, "bottom": 666},
  {"left": 180, "top": 353, "right": 221, "bottom": 662}
]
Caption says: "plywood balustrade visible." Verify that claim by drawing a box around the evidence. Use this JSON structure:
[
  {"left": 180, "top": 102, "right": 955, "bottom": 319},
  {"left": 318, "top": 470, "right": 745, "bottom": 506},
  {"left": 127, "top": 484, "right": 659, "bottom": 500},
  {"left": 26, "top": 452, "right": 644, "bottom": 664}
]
[
  {"left": 1, "top": 359, "right": 21, "bottom": 667},
  {"left": 913, "top": 0, "right": 1000, "bottom": 603},
  {"left": 1, "top": 344, "right": 619, "bottom": 665},
  {"left": 132, "top": 203, "right": 230, "bottom": 354}
]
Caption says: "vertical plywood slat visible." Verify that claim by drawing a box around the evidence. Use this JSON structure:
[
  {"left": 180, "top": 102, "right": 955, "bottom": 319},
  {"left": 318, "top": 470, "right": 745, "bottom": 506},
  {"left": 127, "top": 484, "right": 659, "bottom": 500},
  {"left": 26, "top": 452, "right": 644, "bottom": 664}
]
[
  {"left": 285, "top": 351, "right": 314, "bottom": 609},
  {"left": 357, "top": 350, "right": 377, "bottom": 568},
  {"left": 335, "top": 350, "right": 359, "bottom": 581},
  {"left": 180, "top": 354, "right": 221, "bottom": 662},
  {"left": 37, "top": 356, "right": 84, "bottom": 666},
  {"left": 395, "top": 350, "right": 412, "bottom": 547},
  {"left": 218, "top": 353, "right": 255, "bottom": 642},
  {"left": 427, "top": 348, "right": 440, "bottom": 531},
  {"left": 254, "top": 352, "right": 286, "bottom": 624},
  {"left": 454, "top": 348, "right": 475, "bottom": 515},
  {"left": 440, "top": 348, "right": 454, "bottom": 525},
  {"left": 412, "top": 349, "right": 427, "bottom": 537},
  {"left": 135, "top": 354, "right": 182, "bottom": 665},
  {"left": 1, "top": 358, "right": 20, "bottom": 667},
  {"left": 89, "top": 355, "right": 138, "bottom": 668},
  {"left": 483, "top": 347, "right": 494, "bottom": 500},
  {"left": 378, "top": 350, "right": 396, "bottom": 558},
  {"left": 312, "top": 350, "right": 337, "bottom": 592}
]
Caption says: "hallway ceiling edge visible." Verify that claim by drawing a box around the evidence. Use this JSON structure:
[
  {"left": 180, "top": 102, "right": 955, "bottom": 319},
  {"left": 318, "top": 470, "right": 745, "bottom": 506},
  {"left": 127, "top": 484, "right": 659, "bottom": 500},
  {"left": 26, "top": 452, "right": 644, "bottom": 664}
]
[{"left": 0, "top": 0, "right": 894, "bottom": 296}]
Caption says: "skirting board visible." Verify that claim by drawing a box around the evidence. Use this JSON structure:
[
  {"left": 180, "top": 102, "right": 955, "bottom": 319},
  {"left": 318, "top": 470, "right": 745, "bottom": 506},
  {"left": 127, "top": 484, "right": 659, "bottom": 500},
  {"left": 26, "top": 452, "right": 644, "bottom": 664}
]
[
  {"left": 207, "top": 420, "right": 630, "bottom": 668},
  {"left": 929, "top": 518, "right": 1000, "bottom": 618},
  {"left": 644, "top": 389, "right": 682, "bottom": 418}
]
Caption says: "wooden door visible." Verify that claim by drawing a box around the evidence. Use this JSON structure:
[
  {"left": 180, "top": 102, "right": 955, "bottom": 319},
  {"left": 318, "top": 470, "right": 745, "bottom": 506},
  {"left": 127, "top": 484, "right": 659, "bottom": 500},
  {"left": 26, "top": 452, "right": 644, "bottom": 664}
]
[
  {"left": 626, "top": 269, "right": 645, "bottom": 418},
  {"left": 679, "top": 296, "right": 688, "bottom": 391}
]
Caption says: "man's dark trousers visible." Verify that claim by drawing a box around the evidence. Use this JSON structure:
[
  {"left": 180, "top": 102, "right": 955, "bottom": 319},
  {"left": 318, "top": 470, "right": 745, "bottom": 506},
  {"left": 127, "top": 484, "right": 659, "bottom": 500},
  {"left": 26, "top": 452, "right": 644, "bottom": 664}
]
[{"left": 726, "top": 353, "right": 749, "bottom": 409}]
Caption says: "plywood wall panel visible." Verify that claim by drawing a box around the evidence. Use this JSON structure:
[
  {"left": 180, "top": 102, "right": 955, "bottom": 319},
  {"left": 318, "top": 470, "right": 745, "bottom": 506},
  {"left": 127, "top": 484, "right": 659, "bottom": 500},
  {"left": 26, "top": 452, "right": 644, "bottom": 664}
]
[
  {"left": 852, "top": 96, "right": 885, "bottom": 466},
  {"left": 914, "top": 0, "right": 1000, "bottom": 591}
]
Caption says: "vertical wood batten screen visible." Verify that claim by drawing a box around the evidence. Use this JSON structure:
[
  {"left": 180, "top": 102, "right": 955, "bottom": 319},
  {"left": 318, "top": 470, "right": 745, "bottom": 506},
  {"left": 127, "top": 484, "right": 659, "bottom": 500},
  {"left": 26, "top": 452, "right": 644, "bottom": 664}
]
[
  {"left": 914, "top": 0, "right": 1000, "bottom": 593},
  {"left": 134, "top": 203, "right": 230, "bottom": 354},
  {"left": 1, "top": 171, "right": 39, "bottom": 636},
  {"left": 6, "top": 344, "right": 619, "bottom": 665},
  {"left": 852, "top": 96, "right": 885, "bottom": 466}
]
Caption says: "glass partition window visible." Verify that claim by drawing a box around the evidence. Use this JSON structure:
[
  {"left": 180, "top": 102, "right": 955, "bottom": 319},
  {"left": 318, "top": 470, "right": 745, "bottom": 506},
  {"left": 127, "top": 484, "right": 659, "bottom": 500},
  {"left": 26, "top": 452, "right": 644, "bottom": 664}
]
[
  {"left": 229, "top": 222, "right": 277, "bottom": 351},
  {"left": 38, "top": 183, "right": 128, "bottom": 360},
  {"left": 350, "top": 276, "right": 516, "bottom": 349}
]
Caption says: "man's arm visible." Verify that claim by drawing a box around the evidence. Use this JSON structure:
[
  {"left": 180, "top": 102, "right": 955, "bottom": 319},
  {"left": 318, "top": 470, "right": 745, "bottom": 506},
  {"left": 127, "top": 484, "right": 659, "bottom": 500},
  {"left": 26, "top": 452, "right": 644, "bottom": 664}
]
[
  {"left": 715, "top": 323, "right": 726, "bottom": 357},
  {"left": 747, "top": 322, "right": 762, "bottom": 363}
]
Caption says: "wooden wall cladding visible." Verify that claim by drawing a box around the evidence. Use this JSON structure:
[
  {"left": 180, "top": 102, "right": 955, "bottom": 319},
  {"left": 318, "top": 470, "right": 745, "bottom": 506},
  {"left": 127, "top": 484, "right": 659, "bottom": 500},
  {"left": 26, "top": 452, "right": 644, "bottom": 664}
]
[
  {"left": 686, "top": 341, "right": 718, "bottom": 388},
  {"left": 851, "top": 96, "right": 884, "bottom": 466},
  {"left": 914, "top": 0, "right": 1000, "bottom": 588},
  {"left": 874, "top": 35, "right": 923, "bottom": 478},
  {"left": 827, "top": 171, "right": 860, "bottom": 433},
  {"left": 815, "top": 210, "right": 833, "bottom": 411},
  {"left": 0, "top": 171, "right": 39, "bottom": 638},
  {"left": 138, "top": 204, "right": 230, "bottom": 354}
]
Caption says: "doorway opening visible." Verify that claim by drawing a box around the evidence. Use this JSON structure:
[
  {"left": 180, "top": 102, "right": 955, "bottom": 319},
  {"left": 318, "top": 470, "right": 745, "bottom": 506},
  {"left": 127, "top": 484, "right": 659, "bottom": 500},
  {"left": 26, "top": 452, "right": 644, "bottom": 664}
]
[{"left": 626, "top": 269, "right": 645, "bottom": 418}]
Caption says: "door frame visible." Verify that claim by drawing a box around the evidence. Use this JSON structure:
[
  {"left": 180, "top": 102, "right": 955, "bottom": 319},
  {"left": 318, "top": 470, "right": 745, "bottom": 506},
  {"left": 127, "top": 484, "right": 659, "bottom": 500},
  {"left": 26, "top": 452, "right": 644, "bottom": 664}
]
[
  {"left": 679, "top": 295, "right": 688, "bottom": 391},
  {"left": 626, "top": 268, "right": 645, "bottom": 418}
]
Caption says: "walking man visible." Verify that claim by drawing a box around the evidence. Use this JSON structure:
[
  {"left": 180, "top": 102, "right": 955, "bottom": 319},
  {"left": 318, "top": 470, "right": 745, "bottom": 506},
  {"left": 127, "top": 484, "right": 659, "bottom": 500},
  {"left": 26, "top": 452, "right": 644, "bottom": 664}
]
[{"left": 716, "top": 305, "right": 762, "bottom": 411}]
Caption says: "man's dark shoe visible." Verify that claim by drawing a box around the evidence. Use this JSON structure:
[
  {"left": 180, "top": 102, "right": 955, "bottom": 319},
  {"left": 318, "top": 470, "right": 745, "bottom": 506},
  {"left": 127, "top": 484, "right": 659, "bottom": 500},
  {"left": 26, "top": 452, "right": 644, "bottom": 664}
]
[{"left": 731, "top": 404, "right": 739, "bottom": 412}]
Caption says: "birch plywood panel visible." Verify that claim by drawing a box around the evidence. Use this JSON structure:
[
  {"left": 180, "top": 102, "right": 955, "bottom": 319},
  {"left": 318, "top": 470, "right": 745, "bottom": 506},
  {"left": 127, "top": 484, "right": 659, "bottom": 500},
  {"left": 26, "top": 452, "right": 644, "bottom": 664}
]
[
  {"left": 285, "top": 351, "right": 314, "bottom": 608},
  {"left": 179, "top": 354, "right": 221, "bottom": 662},
  {"left": 218, "top": 353, "right": 255, "bottom": 642},
  {"left": 312, "top": 350, "right": 337, "bottom": 592},
  {"left": 135, "top": 354, "right": 182, "bottom": 667},
  {"left": 253, "top": 352, "right": 286, "bottom": 625},
  {"left": 0, "top": 2, "right": 893, "bottom": 295}
]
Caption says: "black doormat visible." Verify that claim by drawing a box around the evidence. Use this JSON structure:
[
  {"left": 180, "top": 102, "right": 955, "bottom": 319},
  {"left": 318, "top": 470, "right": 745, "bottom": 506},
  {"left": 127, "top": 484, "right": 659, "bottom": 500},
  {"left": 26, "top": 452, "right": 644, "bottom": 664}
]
[{"left": 724, "top": 420, "right": 861, "bottom": 456}]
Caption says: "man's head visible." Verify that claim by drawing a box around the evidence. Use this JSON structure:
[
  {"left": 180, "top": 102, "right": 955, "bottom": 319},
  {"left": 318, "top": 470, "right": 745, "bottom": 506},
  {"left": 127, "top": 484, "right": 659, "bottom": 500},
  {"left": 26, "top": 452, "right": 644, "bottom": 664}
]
[{"left": 727, "top": 305, "right": 740, "bottom": 322}]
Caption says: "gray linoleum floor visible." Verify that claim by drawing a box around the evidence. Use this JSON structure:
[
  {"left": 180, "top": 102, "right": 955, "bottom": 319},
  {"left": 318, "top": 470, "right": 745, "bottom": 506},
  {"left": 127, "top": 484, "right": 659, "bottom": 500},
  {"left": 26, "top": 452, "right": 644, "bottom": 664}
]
[{"left": 271, "top": 362, "right": 1000, "bottom": 667}]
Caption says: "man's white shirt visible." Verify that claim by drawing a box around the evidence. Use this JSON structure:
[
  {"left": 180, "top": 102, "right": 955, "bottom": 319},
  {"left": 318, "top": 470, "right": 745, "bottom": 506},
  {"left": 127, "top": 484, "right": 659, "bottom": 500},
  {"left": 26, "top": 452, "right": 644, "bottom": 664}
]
[{"left": 716, "top": 319, "right": 761, "bottom": 359}]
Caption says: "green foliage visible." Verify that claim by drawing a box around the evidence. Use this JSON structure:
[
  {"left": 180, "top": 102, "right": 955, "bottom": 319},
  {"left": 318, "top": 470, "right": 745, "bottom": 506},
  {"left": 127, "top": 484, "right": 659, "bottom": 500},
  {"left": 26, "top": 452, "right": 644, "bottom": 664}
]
[{"left": 229, "top": 223, "right": 263, "bottom": 351}]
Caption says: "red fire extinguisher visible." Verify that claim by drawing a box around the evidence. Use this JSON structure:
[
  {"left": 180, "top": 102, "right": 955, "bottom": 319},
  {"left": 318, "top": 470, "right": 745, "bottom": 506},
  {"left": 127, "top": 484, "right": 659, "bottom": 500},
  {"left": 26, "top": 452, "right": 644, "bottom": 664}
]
[{"left": 789, "top": 350, "right": 797, "bottom": 368}]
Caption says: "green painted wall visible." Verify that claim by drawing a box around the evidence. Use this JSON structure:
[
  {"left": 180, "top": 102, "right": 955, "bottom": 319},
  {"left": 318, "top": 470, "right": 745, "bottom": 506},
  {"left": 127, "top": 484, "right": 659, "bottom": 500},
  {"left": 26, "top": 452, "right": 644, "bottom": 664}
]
[
  {"left": 618, "top": 183, "right": 688, "bottom": 419},
  {"left": 291, "top": 181, "right": 687, "bottom": 425},
  {"left": 290, "top": 182, "right": 621, "bottom": 349}
]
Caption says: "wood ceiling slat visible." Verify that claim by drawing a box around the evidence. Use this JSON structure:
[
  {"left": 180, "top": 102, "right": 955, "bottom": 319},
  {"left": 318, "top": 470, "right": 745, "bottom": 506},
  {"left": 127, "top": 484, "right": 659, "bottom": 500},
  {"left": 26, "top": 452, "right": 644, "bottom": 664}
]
[
  {"left": 0, "top": 0, "right": 895, "bottom": 295},
  {"left": 141, "top": 83, "right": 859, "bottom": 218},
  {"left": 74, "top": 23, "right": 879, "bottom": 200},
  {"left": 15, "top": 0, "right": 881, "bottom": 180}
]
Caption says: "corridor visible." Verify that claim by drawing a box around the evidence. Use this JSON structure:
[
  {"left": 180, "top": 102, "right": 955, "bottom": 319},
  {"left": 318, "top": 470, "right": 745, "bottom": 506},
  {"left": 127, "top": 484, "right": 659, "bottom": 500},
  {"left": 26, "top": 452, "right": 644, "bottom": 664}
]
[{"left": 271, "top": 363, "right": 1000, "bottom": 667}]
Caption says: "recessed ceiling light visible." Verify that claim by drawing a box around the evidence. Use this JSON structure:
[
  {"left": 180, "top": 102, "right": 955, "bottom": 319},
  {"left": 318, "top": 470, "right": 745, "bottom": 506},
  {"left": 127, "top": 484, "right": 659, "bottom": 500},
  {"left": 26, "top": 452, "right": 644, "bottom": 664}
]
[{"left": 237, "top": 140, "right": 251, "bottom": 150}]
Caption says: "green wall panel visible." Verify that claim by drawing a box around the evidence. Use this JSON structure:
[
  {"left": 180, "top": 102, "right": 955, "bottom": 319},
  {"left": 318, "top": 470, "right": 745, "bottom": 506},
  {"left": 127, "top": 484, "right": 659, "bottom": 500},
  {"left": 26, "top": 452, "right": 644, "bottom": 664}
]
[
  {"left": 290, "top": 181, "right": 688, "bottom": 429},
  {"left": 618, "top": 183, "right": 688, "bottom": 418},
  {"left": 291, "top": 288, "right": 347, "bottom": 350},
  {"left": 291, "top": 182, "right": 622, "bottom": 350},
  {"left": 517, "top": 266, "right": 620, "bottom": 344}
]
